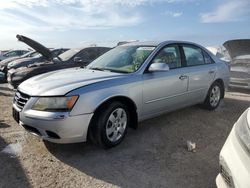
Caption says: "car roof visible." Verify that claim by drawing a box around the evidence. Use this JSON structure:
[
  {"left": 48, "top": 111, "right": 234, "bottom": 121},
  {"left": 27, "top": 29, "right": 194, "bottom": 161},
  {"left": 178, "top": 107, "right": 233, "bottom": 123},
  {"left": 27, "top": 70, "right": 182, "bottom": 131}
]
[{"left": 120, "top": 40, "right": 205, "bottom": 47}]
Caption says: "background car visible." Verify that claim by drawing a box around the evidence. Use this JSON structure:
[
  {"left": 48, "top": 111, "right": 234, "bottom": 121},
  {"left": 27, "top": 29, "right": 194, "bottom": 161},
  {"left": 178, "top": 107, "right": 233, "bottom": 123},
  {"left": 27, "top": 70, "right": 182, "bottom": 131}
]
[
  {"left": 223, "top": 39, "right": 250, "bottom": 89},
  {"left": 0, "top": 51, "right": 40, "bottom": 80},
  {"left": 0, "top": 71, "right": 4, "bottom": 82},
  {"left": 0, "top": 50, "right": 30, "bottom": 61},
  {"left": 12, "top": 41, "right": 229, "bottom": 149},
  {"left": 7, "top": 48, "right": 68, "bottom": 70},
  {"left": 8, "top": 47, "right": 111, "bottom": 88},
  {"left": 216, "top": 107, "right": 250, "bottom": 188},
  {"left": 6, "top": 35, "right": 69, "bottom": 71}
]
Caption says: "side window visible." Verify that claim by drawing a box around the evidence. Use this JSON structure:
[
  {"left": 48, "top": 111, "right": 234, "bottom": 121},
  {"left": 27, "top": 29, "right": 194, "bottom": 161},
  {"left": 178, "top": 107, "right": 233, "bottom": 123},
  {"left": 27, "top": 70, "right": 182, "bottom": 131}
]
[
  {"left": 183, "top": 45, "right": 205, "bottom": 66},
  {"left": 5, "top": 51, "right": 17, "bottom": 57},
  {"left": 77, "top": 49, "right": 93, "bottom": 61},
  {"left": 151, "top": 45, "right": 181, "bottom": 69},
  {"left": 203, "top": 51, "right": 214, "bottom": 64},
  {"left": 20, "top": 51, "right": 26, "bottom": 55}
]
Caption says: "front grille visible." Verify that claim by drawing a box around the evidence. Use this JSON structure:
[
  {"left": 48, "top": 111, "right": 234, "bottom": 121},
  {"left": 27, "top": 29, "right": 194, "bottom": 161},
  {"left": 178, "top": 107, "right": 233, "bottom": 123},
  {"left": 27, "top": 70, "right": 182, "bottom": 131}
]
[
  {"left": 230, "top": 71, "right": 250, "bottom": 79},
  {"left": 220, "top": 165, "right": 234, "bottom": 187},
  {"left": 13, "top": 90, "right": 30, "bottom": 110}
]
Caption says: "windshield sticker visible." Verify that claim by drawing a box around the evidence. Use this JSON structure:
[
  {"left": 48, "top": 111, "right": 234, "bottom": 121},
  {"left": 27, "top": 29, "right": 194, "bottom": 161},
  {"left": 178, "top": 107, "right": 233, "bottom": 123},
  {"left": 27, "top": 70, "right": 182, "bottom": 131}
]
[{"left": 137, "top": 47, "right": 155, "bottom": 51}]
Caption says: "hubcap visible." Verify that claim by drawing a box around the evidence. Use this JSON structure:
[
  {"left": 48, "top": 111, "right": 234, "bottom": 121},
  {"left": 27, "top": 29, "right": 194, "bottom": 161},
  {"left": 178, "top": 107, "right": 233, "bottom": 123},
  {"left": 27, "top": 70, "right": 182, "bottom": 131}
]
[
  {"left": 106, "top": 108, "right": 127, "bottom": 142},
  {"left": 210, "top": 85, "right": 221, "bottom": 107}
]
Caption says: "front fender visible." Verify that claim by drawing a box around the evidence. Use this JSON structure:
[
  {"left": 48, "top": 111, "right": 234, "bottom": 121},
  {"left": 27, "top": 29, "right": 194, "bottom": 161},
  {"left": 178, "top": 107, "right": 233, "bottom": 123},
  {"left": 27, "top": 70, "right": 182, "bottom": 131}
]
[{"left": 68, "top": 82, "right": 143, "bottom": 117}]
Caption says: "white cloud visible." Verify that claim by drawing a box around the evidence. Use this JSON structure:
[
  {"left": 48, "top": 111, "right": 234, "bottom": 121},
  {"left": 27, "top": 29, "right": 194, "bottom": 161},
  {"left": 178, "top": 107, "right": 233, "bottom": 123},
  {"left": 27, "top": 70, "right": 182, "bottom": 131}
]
[
  {"left": 200, "top": 0, "right": 250, "bottom": 23},
  {"left": 163, "top": 11, "right": 183, "bottom": 17},
  {"left": 0, "top": 0, "right": 195, "bottom": 32}
]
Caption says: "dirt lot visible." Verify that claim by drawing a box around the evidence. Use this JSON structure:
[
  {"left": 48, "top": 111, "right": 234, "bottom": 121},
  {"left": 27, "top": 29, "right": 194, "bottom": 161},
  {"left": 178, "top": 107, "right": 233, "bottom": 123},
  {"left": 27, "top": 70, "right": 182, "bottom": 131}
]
[{"left": 0, "top": 83, "right": 250, "bottom": 188}]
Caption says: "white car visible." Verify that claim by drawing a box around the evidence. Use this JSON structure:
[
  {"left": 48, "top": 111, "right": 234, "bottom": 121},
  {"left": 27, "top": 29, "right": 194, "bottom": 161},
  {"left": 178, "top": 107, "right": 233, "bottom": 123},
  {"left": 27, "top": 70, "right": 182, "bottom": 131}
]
[{"left": 216, "top": 107, "right": 250, "bottom": 188}]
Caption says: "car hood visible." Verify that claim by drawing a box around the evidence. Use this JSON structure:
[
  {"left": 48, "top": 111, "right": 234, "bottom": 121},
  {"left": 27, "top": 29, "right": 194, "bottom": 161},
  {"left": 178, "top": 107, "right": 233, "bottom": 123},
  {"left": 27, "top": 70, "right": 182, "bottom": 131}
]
[
  {"left": 18, "top": 68, "right": 125, "bottom": 96},
  {"left": 0, "top": 56, "right": 21, "bottom": 66},
  {"left": 27, "top": 60, "right": 53, "bottom": 68},
  {"left": 8, "top": 57, "right": 34, "bottom": 68},
  {"left": 16, "top": 35, "right": 51, "bottom": 59},
  {"left": 223, "top": 39, "right": 250, "bottom": 59}
]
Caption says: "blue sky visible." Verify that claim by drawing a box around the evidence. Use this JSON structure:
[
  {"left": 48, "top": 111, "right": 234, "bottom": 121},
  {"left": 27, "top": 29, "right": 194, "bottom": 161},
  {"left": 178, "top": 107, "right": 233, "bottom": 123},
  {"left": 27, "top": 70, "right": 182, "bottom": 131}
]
[{"left": 0, "top": 0, "right": 250, "bottom": 50}]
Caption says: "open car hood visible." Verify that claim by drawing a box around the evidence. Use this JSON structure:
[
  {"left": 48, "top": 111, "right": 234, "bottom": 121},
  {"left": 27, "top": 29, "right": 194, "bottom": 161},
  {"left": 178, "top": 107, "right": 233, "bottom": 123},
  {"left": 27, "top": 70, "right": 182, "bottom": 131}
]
[
  {"left": 223, "top": 39, "right": 250, "bottom": 59},
  {"left": 16, "top": 35, "right": 51, "bottom": 59}
]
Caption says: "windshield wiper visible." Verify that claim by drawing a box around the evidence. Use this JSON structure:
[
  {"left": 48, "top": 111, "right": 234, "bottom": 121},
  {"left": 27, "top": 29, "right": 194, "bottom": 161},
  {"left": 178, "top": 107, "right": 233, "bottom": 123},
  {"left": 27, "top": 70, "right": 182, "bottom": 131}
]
[
  {"left": 89, "top": 67, "right": 106, "bottom": 71},
  {"left": 104, "top": 69, "right": 129, "bottom": 73},
  {"left": 89, "top": 67, "right": 129, "bottom": 73}
]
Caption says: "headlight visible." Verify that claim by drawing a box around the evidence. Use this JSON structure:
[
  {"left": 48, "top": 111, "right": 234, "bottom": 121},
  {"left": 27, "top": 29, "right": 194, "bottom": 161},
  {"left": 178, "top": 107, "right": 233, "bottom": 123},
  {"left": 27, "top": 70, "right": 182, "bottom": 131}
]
[
  {"left": 32, "top": 96, "right": 78, "bottom": 112},
  {"left": 235, "top": 108, "right": 250, "bottom": 153}
]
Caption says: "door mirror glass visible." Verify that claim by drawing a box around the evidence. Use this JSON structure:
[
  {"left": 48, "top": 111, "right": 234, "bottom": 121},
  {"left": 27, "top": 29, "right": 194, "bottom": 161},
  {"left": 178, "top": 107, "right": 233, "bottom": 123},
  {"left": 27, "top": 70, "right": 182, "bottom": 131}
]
[{"left": 148, "top": 62, "right": 170, "bottom": 72}]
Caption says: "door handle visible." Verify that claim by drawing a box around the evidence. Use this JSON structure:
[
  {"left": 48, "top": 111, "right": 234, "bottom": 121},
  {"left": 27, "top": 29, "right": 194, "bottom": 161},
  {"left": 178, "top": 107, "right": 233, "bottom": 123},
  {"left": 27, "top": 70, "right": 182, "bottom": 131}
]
[
  {"left": 179, "top": 75, "right": 188, "bottom": 80},
  {"left": 208, "top": 70, "right": 215, "bottom": 74}
]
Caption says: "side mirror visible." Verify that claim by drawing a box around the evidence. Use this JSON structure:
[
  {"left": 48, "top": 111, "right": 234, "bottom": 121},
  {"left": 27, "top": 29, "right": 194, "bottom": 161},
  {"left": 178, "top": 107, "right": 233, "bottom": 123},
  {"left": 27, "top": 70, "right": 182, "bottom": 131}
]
[
  {"left": 148, "top": 62, "right": 169, "bottom": 72},
  {"left": 74, "top": 57, "right": 83, "bottom": 63}
]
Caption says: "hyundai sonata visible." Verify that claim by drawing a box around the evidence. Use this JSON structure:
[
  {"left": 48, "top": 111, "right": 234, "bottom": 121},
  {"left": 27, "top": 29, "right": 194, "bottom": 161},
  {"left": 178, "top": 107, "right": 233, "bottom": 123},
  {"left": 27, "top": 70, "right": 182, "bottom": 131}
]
[{"left": 12, "top": 41, "right": 230, "bottom": 148}]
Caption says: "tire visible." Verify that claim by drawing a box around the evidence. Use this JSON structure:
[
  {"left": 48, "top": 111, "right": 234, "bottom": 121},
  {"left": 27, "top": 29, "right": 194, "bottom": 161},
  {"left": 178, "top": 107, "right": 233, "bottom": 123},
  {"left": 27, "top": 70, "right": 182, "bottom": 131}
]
[
  {"left": 90, "top": 101, "right": 130, "bottom": 149},
  {"left": 202, "top": 82, "right": 223, "bottom": 110}
]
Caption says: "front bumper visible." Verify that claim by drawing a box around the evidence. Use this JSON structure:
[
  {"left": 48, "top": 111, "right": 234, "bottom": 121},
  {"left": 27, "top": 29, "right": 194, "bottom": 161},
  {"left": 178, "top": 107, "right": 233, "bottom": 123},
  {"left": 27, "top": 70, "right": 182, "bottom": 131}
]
[
  {"left": 216, "top": 126, "right": 250, "bottom": 188},
  {"left": 229, "top": 78, "right": 250, "bottom": 89},
  {"left": 13, "top": 103, "right": 93, "bottom": 144}
]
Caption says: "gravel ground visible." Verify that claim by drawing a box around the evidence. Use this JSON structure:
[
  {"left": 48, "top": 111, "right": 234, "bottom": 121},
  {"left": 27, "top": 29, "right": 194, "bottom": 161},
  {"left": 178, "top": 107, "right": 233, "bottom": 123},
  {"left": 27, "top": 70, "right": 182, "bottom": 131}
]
[{"left": 0, "top": 83, "right": 250, "bottom": 188}]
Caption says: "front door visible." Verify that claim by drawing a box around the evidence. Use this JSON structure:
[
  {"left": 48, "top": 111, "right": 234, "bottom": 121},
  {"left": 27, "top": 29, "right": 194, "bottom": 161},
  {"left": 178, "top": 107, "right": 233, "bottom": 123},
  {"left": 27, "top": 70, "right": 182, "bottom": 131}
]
[{"left": 142, "top": 45, "right": 188, "bottom": 116}]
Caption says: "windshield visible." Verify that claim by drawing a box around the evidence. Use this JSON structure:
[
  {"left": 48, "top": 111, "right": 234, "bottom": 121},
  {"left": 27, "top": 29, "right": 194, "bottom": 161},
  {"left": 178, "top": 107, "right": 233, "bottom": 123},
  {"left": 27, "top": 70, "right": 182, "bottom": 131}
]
[
  {"left": 57, "top": 49, "right": 80, "bottom": 61},
  {"left": 87, "top": 46, "right": 155, "bottom": 73}
]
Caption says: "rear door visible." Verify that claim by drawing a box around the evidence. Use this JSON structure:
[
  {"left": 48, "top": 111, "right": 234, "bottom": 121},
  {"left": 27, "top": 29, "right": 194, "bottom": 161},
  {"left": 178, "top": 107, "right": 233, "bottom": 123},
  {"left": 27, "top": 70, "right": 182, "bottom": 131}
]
[{"left": 181, "top": 44, "right": 217, "bottom": 102}]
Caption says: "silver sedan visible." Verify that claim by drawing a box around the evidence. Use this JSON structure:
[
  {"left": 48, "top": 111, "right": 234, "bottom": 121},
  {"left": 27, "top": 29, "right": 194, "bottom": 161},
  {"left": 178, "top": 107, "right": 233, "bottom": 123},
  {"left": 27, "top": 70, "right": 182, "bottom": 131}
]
[{"left": 12, "top": 41, "right": 230, "bottom": 148}]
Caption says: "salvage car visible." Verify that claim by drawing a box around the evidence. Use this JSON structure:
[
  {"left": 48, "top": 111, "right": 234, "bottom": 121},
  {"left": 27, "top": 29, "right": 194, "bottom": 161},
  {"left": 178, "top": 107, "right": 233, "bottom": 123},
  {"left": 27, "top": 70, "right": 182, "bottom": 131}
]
[
  {"left": 216, "top": 107, "right": 250, "bottom": 188},
  {"left": 224, "top": 39, "right": 250, "bottom": 89},
  {"left": 12, "top": 41, "right": 230, "bottom": 148},
  {"left": 8, "top": 47, "right": 111, "bottom": 89},
  {"left": 0, "top": 49, "right": 29, "bottom": 61},
  {"left": 0, "top": 51, "right": 39, "bottom": 80},
  {"left": 7, "top": 35, "right": 68, "bottom": 71},
  {"left": 7, "top": 48, "right": 68, "bottom": 70}
]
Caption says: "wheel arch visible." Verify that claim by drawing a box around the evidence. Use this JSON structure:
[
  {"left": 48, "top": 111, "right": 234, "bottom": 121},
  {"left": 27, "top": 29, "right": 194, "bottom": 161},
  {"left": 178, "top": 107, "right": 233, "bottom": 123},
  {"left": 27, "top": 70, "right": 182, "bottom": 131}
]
[
  {"left": 87, "top": 95, "right": 138, "bottom": 142},
  {"left": 213, "top": 78, "right": 225, "bottom": 98}
]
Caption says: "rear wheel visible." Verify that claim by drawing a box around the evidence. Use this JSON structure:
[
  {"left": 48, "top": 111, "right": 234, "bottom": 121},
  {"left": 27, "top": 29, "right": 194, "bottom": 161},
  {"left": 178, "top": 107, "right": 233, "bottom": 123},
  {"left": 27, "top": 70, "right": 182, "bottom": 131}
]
[
  {"left": 202, "top": 82, "right": 223, "bottom": 110},
  {"left": 90, "top": 101, "right": 130, "bottom": 149}
]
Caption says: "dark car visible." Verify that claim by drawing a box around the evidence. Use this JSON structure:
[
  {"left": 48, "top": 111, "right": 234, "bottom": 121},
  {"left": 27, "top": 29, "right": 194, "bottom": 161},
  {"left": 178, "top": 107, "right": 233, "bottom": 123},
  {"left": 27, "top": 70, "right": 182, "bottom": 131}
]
[
  {"left": 0, "top": 50, "right": 30, "bottom": 61},
  {"left": 0, "top": 51, "right": 39, "bottom": 79},
  {"left": 7, "top": 48, "right": 68, "bottom": 70},
  {"left": 0, "top": 72, "right": 4, "bottom": 82},
  {"left": 223, "top": 39, "right": 250, "bottom": 89},
  {"left": 8, "top": 47, "right": 111, "bottom": 88},
  {"left": 7, "top": 35, "right": 68, "bottom": 71}
]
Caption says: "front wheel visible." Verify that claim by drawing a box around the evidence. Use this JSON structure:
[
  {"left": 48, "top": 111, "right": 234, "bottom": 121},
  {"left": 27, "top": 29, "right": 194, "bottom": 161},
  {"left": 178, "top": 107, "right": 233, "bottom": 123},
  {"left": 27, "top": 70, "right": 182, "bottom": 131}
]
[
  {"left": 91, "top": 101, "right": 130, "bottom": 149},
  {"left": 202, "top": 82, "right": 223, "bottom": 110}
]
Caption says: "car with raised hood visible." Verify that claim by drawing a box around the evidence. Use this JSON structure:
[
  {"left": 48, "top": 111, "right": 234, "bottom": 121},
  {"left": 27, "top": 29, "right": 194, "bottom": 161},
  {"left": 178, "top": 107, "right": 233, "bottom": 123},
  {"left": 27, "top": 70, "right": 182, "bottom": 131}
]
[
  {"left": 8, "top": 47, "right": 111, "bottom": 89},
  {"left": 12, "top": 41, "right": 230, "bottom": 148},
  {"left": 216, "top": 107, "right": 250, "bottom": 188},
  {"left": 223, "top": 39, "right": 250, "bottom": 89},
  {"left": 7, "top": 35, "right": 68, "bottom": 71},
  {"left": 0, "top": 51, "right": 39, "bottom": 80},
  {"left": 0, "top": 49, "right": 30, "bottom": 61}
]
